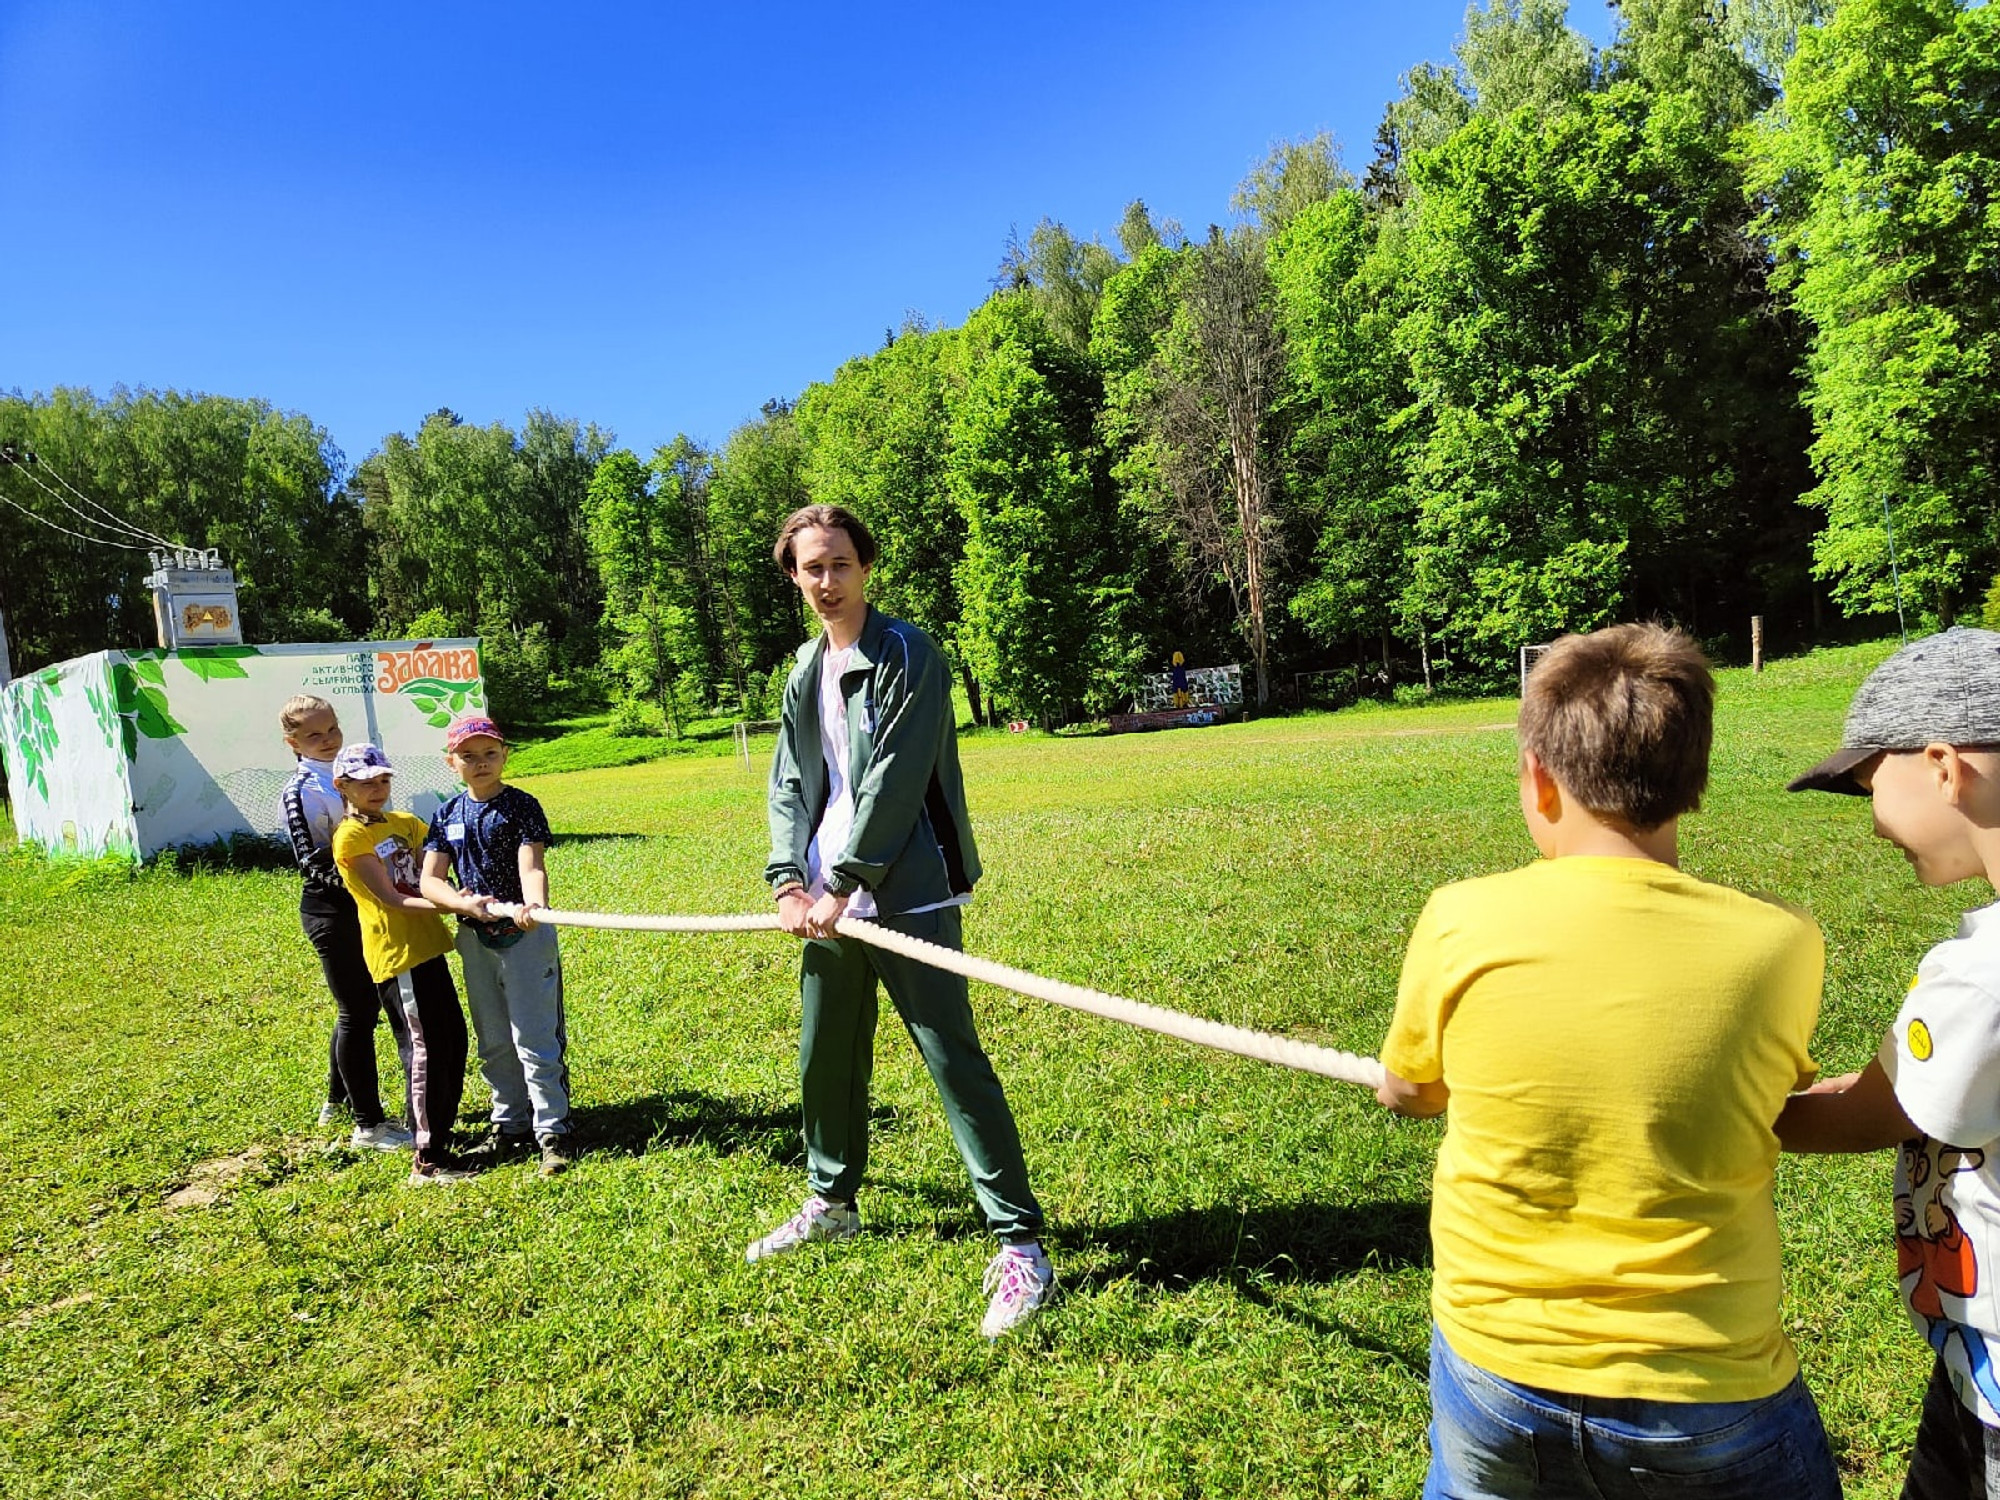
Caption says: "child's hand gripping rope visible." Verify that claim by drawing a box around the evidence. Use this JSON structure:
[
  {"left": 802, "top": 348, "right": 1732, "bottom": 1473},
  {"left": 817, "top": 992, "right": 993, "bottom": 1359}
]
[{"left": 485, "top": 903, "right": 1385, "bottom": 1089}]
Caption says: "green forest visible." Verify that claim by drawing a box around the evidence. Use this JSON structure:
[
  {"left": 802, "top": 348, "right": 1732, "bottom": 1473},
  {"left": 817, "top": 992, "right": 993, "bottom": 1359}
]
[{"left": 5, "top": 0, "right": 1997, "bottom": 729}]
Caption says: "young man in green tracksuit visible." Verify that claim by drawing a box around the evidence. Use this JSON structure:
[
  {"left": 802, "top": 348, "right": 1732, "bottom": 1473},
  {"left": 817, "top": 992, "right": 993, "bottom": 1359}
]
[{"left": 749, "top": 502, "right": 1055, "bottom": 1339}]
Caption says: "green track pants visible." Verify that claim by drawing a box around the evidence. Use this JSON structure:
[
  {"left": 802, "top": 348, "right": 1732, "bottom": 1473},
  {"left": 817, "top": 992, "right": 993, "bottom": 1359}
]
[{"left": 797, "top": 904, "right": 1044, "bottom": 1242}]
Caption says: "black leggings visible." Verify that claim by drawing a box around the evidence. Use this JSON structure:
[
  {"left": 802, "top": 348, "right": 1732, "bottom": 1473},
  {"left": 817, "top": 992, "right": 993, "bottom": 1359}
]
[
  {"left": 301, "top": 890, "right": 412, "bottom": 1128},
  {"left": 381, "top": 956, "right": 468, "bottom": 1166}
]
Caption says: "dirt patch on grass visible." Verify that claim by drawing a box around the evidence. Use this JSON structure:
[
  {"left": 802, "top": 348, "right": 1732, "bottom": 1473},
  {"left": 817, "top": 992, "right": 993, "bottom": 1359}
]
[
  {"left": 9, "top": 1290, "right": 98, "bottom": 1328},
  {"left": 161, "top": 1145, "right": 283, "bottom": 1210}
]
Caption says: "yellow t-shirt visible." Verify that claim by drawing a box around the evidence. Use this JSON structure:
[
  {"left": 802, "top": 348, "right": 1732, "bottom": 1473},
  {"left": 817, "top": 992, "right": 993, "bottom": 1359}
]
[
  {"left": 1382, "top": 856, "right": 1823, "bottom": 1401},
  {"left": 331, "top": 811, "right": 453, "bottom": 983}
]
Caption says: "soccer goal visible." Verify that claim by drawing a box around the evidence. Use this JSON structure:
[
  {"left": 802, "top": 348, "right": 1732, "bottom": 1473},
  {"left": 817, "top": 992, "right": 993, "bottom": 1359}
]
[
  {"left": 732, "top": 719, "right": 781, "bottom": 770},
  {"left": 1519, "top": 642, "right": 1555, "bottom": 690}
]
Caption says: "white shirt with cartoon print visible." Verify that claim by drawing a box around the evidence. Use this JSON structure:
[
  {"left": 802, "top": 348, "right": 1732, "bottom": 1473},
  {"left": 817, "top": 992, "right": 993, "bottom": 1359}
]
[{"left": 1879, "top": 900, "right": 2000, "bottom": 1425}]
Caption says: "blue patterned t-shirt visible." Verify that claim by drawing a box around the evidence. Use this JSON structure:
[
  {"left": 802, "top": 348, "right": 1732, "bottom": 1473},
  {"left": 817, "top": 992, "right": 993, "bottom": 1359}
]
[{"left": 423, "top": 785, "right": 554, "bottom": 917}]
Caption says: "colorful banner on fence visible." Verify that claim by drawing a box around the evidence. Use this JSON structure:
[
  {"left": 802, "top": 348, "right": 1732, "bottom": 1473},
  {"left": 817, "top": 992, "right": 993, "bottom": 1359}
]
[{"left": 0, "top": 640, "right": 483, "bottom": 859}]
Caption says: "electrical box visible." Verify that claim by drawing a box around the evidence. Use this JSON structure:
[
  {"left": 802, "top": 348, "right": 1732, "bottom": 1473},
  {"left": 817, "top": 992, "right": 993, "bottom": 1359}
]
[{"left": 145, "top": 549, "right": 244, "bottom": 647}]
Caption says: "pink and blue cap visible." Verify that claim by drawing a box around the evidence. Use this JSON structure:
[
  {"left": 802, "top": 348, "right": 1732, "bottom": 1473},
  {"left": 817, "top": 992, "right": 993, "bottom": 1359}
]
[{"left": 444, "top": 714, "right": 507, "bottom": 752}]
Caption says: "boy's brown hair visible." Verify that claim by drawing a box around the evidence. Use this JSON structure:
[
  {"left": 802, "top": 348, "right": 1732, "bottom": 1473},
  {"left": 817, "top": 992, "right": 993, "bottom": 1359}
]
[
  {"left": 1518, "top": 623, "right": 1714, "bottom": 832},
  {"left": 279, "top": 694, "right": 334, "bottom": 736},
  {"left": 773, "top": 504, "right": 879, "bottom": 574}
]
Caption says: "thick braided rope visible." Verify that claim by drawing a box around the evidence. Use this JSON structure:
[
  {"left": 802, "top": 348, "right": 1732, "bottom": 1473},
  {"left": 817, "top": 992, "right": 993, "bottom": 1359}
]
[{"left": 490, "top": 904, "right": 1385, "bottom": 1090}]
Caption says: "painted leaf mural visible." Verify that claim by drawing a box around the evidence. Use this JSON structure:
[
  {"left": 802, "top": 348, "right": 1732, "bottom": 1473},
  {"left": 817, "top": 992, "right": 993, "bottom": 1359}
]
[
  {"left": 82, "top": 677, "right": 116, "bottom": 750},
  {"left": 176, "top": 646, "right": 257, "bottom": 683},
  {"left": 9, "top": 641, "right": 480, "bottom": 863},
  {"left": 401, "top": 677, "right": 479, "bottom": 729},
  {"left": 110, "top": 662, "right": 188, "bottom": 761},
  {"left": 4, "top": 670, "right": 63, "bottom": 801}
]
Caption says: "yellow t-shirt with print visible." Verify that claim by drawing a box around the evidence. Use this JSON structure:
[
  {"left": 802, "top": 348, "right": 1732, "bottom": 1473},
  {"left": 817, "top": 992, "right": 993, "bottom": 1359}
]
[
  {"left": 331, "top": 811, "right": 453, "bottom": 983},
  {"left": 1382, "top": 856, "right": 1824, "bottom": 1401}
]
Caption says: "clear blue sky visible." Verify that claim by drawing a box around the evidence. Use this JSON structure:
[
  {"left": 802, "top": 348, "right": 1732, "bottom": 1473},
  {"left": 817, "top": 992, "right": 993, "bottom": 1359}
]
[{"left": 0, "top": 0, "right": 1617, "bottom": 470}]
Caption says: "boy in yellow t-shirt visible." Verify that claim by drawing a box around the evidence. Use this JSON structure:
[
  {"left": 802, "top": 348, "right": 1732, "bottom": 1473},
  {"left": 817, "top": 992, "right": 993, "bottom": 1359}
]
[
  {"left": 329, "top": 742, "right": 479, "bottom": 1186},
  {"left": 1377, "top": 623, "right": 1840, "bottom": 1498}
]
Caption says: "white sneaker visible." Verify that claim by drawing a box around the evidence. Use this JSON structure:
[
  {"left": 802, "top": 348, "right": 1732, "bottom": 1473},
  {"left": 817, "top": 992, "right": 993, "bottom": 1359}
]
[
  {"left": 351, "top": 1118, "right": 414, "bottom": 1152},
  {"left": 745, "top": 1195, "right": 861, "bottom": 1262},
  {"left": 980, "top": 1242, "right": 1054, "bottom": 1338},
  {"left": 316, "top": 1101, "right": 348, "bottom": 1128}
]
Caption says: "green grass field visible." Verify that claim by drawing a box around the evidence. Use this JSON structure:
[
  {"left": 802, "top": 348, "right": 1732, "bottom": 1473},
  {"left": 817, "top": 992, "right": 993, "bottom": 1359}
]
[{"left": 0, "top": 640, "right": 1965, "bottom": 1498}]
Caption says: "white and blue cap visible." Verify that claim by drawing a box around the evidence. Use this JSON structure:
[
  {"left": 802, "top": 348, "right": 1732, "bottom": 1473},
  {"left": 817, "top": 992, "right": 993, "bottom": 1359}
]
[
  {"left": 331, "top": 742, "right": 394, "bottom": 781},
  {"left": 1789, "top": 627, "right": 2000, "bottom": 795}
]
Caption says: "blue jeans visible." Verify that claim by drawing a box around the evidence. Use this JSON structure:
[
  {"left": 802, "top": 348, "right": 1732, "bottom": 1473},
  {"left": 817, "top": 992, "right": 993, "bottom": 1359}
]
[{"left": 1425, "top": 1326, "right": 1843, "bottom": 1499}]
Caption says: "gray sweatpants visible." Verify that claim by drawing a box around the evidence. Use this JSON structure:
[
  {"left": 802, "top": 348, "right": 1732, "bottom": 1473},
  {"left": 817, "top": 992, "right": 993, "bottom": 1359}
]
[{"left": 454, "top": 922, "right": 570, "bottom": 1139}]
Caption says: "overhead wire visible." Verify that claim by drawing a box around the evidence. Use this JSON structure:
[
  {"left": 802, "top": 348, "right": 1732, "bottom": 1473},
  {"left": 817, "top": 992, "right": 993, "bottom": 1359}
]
[
  {"left": 5, "top": 452, "right": 176, "bottom": 548},
  {"left": 0, "top": 484, "right": 158, "bottom": 550},
  {"left": 34, "top": 457, "right": 177, "bottom": 548}
]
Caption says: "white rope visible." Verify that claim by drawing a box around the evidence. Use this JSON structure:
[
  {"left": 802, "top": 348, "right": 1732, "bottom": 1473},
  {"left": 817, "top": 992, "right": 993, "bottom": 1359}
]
[{"left": 489, "top": 904, "right": 1385, "bottom": 1090}]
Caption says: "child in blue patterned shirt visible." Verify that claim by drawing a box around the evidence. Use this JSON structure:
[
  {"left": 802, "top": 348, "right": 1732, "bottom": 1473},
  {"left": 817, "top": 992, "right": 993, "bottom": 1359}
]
[{"left": 418, "top": 714, "right": 573, "bottom": 1176}]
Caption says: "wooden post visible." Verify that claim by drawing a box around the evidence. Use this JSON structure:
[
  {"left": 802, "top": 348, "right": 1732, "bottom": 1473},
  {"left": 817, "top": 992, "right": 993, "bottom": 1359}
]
[
  {"left": 1751, "top": 615, "right": 1765, "bottom": 674},
  {"left": 0, "top": 605, "right": 12, "bottom": 689}
]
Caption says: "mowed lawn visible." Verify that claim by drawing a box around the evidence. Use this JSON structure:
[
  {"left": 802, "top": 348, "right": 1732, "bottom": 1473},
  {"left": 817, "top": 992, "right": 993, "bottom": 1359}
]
[{"left": 0, "top": 641, "right": 1962, "bottom": 1498}]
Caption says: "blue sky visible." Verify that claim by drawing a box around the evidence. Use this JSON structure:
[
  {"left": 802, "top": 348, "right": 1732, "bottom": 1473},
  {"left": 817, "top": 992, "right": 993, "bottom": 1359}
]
[{"left": 0, "top": 1, "right": 1617, "bottom": 469}]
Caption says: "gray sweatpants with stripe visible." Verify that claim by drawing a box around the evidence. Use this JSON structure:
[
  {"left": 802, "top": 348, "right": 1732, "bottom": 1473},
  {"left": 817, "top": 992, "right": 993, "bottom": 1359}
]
[{"left": 455, "top": 922, "right": 570, "bottom": 1140}]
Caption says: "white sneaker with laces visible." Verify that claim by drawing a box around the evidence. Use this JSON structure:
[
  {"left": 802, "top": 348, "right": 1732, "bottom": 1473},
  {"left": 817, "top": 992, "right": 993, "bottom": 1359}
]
[
  {"left": 745, "top": 1195, "right": 861, "bottom": 1262},
  {"left": 980, "top": 1242, "right": 1054, "bottom": 1338},
  {"left": 351, "top": 1118, "right": 414, "bottom": 1152}
]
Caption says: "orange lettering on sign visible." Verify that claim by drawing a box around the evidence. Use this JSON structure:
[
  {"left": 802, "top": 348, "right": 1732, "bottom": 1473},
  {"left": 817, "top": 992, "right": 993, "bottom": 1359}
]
[{"left": 374, "top": 644, "right": 481, "bottom": 694}]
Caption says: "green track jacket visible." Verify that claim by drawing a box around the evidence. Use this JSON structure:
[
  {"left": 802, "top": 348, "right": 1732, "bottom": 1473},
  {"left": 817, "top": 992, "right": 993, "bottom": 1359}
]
[{"left": 765, "top": 606, "right": 982, "bottom": 916}]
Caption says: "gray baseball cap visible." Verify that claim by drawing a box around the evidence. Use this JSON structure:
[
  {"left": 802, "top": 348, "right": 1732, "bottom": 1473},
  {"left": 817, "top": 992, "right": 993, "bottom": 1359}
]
[{"left": 1789, "top": 627, "right": 2000, "bottom": 794}]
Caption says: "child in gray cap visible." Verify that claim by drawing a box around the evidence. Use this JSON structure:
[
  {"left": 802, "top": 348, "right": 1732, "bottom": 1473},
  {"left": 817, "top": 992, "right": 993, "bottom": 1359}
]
[{"left": 1780, "top": 627, "right": 2000, "bottom": 1498}]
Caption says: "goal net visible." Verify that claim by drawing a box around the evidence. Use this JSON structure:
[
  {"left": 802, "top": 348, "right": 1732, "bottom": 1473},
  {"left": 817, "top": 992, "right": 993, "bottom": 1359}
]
[
  {"left": 1519, "top": 643, "right": 1555, "bottom": 691},
  {"left": 732, "top": 719, "right": 781, "bottom": 769}
]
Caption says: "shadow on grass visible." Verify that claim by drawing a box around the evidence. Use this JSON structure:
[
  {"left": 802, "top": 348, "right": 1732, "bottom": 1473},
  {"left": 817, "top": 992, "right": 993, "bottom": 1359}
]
[
  {"left": 838, "top": 1179, "right": 1430, "bottom": 1286},
  {"left": 548, "top": 831, "right": 653, "bottom": 850},
  {"left": 148, "top": 834, "right": 296, "bottom": 875},
  {"left": 569, "top": 1090, "right": 900, "bottom": 1169},
  {"left": 570, "top": 1090, "right": 797, "bottom": 1164},
  {"left": 1079, "top": 1196, "right": 1430, "bottom": 1288},
  {"left": 855, "top": 1183, "right": 1433, "bottom": 1370},
  {"left": 1073, "top": 1196, "right": 1434, "bottom": 1375}
]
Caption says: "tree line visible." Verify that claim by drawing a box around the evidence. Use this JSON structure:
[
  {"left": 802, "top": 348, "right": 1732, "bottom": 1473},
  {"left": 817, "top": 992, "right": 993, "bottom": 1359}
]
[{"left": 5, "top": 0, "right": 1997, "bottom": 729}]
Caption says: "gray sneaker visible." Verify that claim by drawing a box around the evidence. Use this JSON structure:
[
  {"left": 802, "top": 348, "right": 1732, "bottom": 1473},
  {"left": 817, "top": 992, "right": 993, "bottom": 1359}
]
[
  {"left": 537, "top": 1135, "right": 577, "bottom": 1177},
  {"left": 464, "top": 1130, "right": 533, "bottom": 1163},
  {"left": 316, "top": 1100, "right": 349, "bottom": 1128},
  {"left": 980, "top": 1242, "right": 1054, "bottom": 1338},
  {"left": 745, "top": 1195, "right": 861, "bottom": 1262},
  {"left": 351, "top": 1118, "right": 414, "bottom": 1152}
]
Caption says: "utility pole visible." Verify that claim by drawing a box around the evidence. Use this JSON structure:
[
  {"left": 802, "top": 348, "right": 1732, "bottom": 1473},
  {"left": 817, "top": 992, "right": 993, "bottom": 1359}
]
[{"left": 0, "top": 605, "right": 12, "bottom": 689}]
